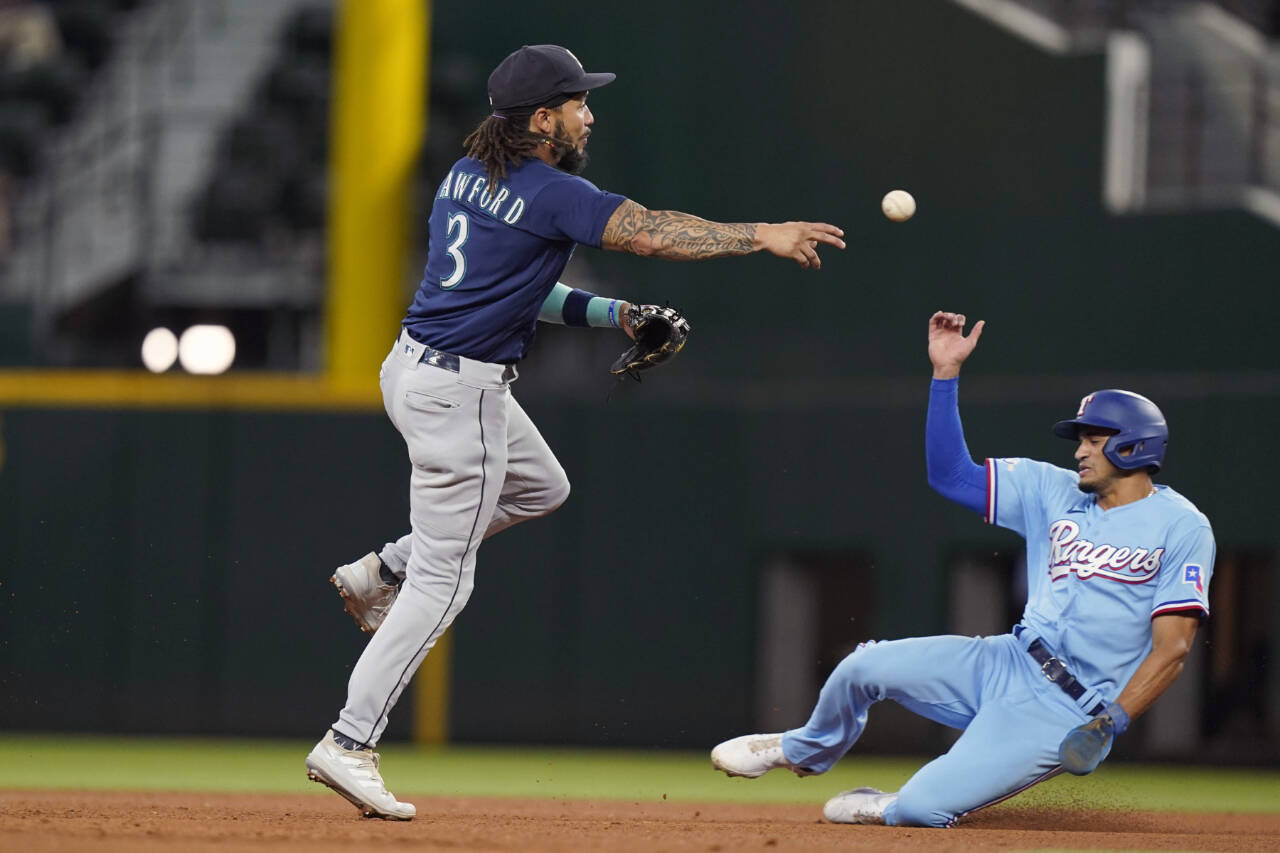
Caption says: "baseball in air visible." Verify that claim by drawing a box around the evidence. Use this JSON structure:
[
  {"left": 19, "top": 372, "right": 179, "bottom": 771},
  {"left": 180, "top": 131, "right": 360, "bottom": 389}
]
[{"left": 881, "top": 189, "right": 916, "bottom": 222}]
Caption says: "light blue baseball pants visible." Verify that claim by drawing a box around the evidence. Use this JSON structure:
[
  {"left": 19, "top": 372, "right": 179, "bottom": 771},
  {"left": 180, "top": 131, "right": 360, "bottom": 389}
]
[{"left": 781, "top": 633, "right": 1103, "bottom": 827}]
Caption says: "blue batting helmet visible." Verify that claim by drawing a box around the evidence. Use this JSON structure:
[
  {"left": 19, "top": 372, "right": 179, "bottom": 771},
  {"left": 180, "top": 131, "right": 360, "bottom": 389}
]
[{"left": 1052, "top": 390, "right": 1168, "bottom": 472}]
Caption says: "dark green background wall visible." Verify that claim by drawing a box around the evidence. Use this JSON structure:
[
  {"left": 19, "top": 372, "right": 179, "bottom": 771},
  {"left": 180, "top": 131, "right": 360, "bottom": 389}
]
[
  {"left": 2, "top": 0, "right": 1277, "bottom": 754},
  {"left": 2, "top": 391, "right": 1277, "bottom": 749}
]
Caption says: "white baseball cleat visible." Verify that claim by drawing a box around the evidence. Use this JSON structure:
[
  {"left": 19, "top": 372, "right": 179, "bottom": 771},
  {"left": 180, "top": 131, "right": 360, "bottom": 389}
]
[
  {"left": 822, "top": 787, "right": 898, "bottom": 824},
  {"left": 305, "top": 730, "right": 416, "bottom": 820},
  {"left": 331, "top": 552, "right": 399, "bottom": 634},
  {"left": 710, "top": 733, "right": 814, "bottom": 778}
]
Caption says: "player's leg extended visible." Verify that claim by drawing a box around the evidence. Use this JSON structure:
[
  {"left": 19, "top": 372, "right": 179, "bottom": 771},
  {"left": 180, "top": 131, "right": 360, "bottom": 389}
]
[
  {"left": 781, "top": 635, "right": 996, "bottom": 773},
  {"left": 884, "top": 640, "right": 1079, "bottom": 827},
  {"left": 329, "top": 353, "right": 416, "bottom": 633},
  {"left": 331, "top": 390, "right": 565, "bottom": 635},
  {"left": 484, "top": 393, "right": 570, "bottom": 537},
  {"left": 375, "top": 351, "right": 413, "bottom": 578},
  {"left": 361, "top": 395, "right": 566, "bottom": 584},
  {"left": 334, "top": 359, "right": 511, "bottom": 747}
]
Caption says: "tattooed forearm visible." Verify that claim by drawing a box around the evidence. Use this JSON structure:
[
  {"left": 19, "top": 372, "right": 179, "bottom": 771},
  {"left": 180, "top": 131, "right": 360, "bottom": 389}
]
[{"left": 601, "top": 199, "right": 758, "bottom": 260}]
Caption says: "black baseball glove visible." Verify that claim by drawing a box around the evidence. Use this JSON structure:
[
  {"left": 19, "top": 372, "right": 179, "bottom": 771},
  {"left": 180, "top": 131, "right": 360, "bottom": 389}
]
[{"left": 610, "top": 304, "right": 691, "bottom": 378}]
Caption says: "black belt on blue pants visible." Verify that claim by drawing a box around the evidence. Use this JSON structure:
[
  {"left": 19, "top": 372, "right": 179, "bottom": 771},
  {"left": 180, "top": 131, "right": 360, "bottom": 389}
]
[{"left": 1015, "top": 626, "right": 1106, "bottom": 717}]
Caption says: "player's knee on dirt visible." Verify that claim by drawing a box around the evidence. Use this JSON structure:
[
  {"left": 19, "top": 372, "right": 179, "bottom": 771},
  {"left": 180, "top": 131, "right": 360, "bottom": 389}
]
[{"left": 886, "top": 790, "right": 956, "bottom": 828}]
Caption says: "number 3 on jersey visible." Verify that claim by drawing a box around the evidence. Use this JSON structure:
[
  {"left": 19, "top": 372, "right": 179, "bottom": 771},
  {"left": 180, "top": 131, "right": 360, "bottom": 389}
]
[{"left": 441, "top": 212, "right": 469, "bottom": 289}]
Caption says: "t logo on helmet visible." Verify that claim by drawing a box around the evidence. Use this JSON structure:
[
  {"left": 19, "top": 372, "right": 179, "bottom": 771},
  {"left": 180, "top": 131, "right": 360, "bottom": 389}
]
[{"left": 1052, "top": 389, "right": 1169, "bottom": 473}]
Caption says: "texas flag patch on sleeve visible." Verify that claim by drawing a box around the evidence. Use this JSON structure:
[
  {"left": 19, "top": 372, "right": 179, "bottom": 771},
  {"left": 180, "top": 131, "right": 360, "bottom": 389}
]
[{"left": 1183, "top": 563, "right": 1204, "bottom": 595}]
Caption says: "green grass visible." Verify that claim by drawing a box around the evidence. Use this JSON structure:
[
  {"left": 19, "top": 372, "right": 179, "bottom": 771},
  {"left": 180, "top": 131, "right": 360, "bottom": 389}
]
[{"left": 0, "top": 734, "right": 1276, "bottom": 813}]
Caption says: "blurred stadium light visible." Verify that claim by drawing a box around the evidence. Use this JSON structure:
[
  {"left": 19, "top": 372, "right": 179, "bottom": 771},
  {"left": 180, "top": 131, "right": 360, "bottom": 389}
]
[
  {"left": 177, "top": 323, "right": 235, "bottom": 374},
  {"left": 140, "top": 325, "right": 176, "bottom": 372}
]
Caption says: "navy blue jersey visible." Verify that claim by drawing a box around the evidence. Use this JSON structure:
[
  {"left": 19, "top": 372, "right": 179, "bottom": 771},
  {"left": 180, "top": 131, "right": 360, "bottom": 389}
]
[{"left": 404, "top": 156, "right": 627, "bottom": 363}]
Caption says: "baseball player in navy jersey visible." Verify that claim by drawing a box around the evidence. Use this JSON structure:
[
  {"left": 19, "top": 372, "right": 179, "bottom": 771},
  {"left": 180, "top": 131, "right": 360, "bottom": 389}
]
[
  {"left": 710, "top": 311, "right": 1215, "bottom": 828},
  {"left": 303, "top": 44, "right": 845, "bottom": 819}
]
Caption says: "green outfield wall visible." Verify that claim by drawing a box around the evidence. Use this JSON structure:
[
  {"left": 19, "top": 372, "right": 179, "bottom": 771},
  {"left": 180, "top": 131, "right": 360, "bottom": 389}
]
[
  {"left": 1, "top": 391, "right": 1277, "bottom": 755},
  {"left": 1, "top": 0, "right": 1277, "bottom": 758}
]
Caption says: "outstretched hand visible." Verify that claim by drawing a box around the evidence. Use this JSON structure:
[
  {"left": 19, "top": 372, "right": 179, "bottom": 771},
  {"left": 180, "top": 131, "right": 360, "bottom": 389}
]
[
  {"left": 757, "top": 222, "right": 846, "bottom": 269},
  {"left": 928, "top": 311, "right": 985, "bottom": 379}
]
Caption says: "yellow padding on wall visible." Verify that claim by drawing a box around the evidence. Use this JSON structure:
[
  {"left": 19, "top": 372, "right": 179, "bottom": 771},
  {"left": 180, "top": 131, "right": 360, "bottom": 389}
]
[
  {"left": 329, "top": 0, "right": 447, "bottom": 744},
  {"left": 327, "top": 0, "right": 426, "bottom": 388},
  {"left": 0, "top": 370, "right": 381, "bottom": 410}
]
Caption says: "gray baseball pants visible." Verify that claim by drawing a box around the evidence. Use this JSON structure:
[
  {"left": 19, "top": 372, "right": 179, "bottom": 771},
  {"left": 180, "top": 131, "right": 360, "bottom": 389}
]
[{"left": 334, "top": 329, "right": 569, "bottom": 746}]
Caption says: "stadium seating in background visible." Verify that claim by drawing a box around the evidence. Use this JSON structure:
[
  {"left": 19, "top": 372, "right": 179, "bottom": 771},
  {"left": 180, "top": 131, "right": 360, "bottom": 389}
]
[
  {"left": 0, "top": 56, "right": 81, "bottom": 126},
  {"left": 0, "top": 100, "right": 41, "bottom": 178},
  {"left": 193, "top": 3, "right": 331, "bottom": 248},
  {"left": 280, "top": 1, "right": 331, "bottom": 63},
  {"left": 0, "top": 0, "right": 146, "bottom": 254},
  {"left": 47, "top": 0, "right": 112, "bottom": 70},
  {"left": 191, "top": 3, "right": 488, "bottom": 254}
]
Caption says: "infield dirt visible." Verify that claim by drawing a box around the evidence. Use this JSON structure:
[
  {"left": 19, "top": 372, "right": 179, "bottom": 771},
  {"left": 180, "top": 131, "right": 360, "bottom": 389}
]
[{"left": 3, "top": 791, "right": 1279, "bottom": 852}]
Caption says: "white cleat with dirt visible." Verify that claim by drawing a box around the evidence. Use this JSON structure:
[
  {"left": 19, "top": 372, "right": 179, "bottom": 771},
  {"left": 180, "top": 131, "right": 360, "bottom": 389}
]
[
  {"left": 331, "top": 552, "right": 399, "bottom": 634},
  {"left": 822, "top": 787, "right": 898, "bottom": 824},
  {"left": 710, "top": 733, "right": 814, "bottom": 778},
  {"left": 305, "top": 730, "right": 416, "bottom": 821}
]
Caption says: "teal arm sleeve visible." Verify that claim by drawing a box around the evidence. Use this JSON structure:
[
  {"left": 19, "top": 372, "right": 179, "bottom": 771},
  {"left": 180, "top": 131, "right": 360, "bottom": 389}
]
[
  {"left": 539, "top": 281, "right": 624, "bottom": 328},
  {"left": 539, "top": 282, "right": 573, "bottom": 324},
  {"left": 585, "top": 296, "right": 623, "bottom": 328}
]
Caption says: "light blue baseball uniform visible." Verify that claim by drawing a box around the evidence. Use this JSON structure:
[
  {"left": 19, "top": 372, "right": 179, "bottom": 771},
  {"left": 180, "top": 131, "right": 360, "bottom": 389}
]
[
  {"left": 779, "top": 378, "right": 1215, "bottom": 827},
  {"left": 985, "top": 456, "right": 1214, "bottom": 697}
]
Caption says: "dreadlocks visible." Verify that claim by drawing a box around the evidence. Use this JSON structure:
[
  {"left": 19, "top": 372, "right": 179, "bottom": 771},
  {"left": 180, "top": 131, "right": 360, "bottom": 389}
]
[
  {"left": 464, "top": 92, "right": 591, "bottom": 188},
  {"left": 463, "top": 107, "right": 542, "bottom": 190}
]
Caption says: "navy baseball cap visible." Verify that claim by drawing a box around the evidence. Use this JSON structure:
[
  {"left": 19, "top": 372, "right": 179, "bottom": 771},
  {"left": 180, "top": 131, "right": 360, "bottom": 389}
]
[{"left": 488, "top": 44, "right": 615, "bottom": 112}]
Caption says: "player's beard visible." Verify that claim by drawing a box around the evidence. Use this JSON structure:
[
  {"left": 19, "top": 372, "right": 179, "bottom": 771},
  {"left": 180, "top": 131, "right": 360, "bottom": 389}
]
[
  {"left": 1077, "top": 469, "right": 1123, "bottom": 496},
  {"left": 551, "top": 119, "right": 589, "bottom": 175}
]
